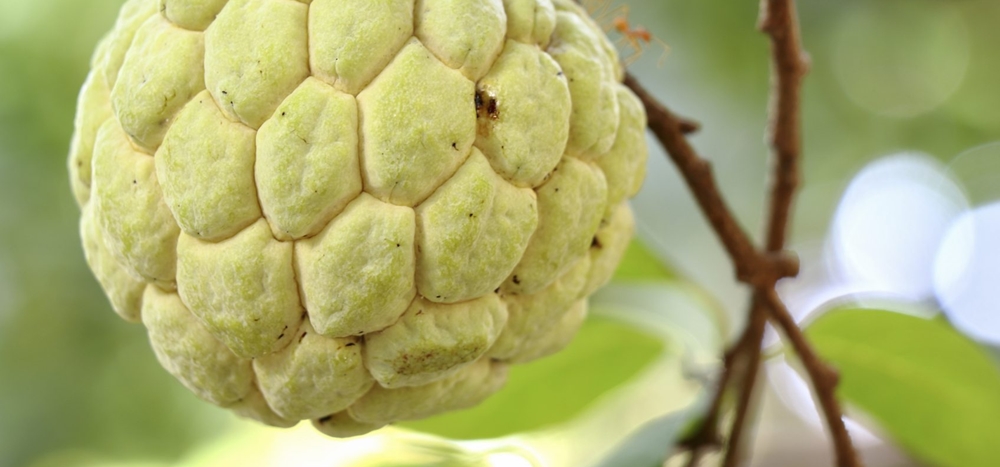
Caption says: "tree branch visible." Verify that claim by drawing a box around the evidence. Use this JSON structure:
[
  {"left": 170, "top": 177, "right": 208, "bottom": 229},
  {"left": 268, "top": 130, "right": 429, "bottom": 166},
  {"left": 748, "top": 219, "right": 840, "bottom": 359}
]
[
  {"left": 759, "top": 0, "right": 808, "bottom": 253},
  {"left": 622, "top": 1, "right": 862, "bottom": 465},
  {"left": 719, "top": 0, "right": 816, "bottom": 464},
  {"left": 757, "top": 2, "right": 859, "bottom": 466},
  {"left": 763, "top": 289, "right": 858, "bottom": 467},
  {"left": 720, "top": 295, "right": 769, "bottom": 467},
  {"left": 621, "top": 74, "right": 796, "bottom": 288}
]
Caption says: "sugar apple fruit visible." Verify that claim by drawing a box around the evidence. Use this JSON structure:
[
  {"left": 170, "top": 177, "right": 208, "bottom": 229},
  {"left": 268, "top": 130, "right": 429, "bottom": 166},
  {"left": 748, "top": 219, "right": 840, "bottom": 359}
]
[{"left": 69, "top": 0, "right": 648, "bottom": 436}]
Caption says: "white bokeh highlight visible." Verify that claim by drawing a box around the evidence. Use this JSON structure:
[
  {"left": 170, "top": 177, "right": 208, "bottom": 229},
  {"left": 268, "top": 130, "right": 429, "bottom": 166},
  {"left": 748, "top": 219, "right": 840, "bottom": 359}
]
[
  {"left": 768, "top": 151, "right": 989, "bottom": 455},
  {"left": 830, "top": 153, "right": 967, "bottom": 301},
  {"left": 934, "top": 202, "right": 1000, "bottom": 345}
]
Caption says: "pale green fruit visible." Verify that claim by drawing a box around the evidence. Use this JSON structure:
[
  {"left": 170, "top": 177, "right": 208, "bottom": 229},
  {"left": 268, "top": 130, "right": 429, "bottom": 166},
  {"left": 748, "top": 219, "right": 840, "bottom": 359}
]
[{"left": 69, "top": 0, "right": 648, "bottom": 437}]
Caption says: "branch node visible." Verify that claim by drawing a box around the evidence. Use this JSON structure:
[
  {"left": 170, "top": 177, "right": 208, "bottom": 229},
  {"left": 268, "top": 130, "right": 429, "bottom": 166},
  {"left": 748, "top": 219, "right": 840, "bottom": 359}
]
[
  {"left": 770, "top": 251, "right": 800, "bottom": 279},
  {"left": 679, "top": 118, "right": 702, "bottom": 135}
]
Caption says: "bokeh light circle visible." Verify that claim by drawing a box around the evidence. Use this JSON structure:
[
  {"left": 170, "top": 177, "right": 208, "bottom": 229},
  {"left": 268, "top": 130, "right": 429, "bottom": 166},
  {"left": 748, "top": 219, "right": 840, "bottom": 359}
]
[
  {"left": 932, "top": 143, "right": 1000, "bottom": 345},
  {"left": 832, "top": 1, "right": 970, "bottom": 118},
  {"left": 934, "top": 204, "right": 1000, "bottom": 346},
  {"left": 830, "top": 153, "right": 968, "bottom": 301}
]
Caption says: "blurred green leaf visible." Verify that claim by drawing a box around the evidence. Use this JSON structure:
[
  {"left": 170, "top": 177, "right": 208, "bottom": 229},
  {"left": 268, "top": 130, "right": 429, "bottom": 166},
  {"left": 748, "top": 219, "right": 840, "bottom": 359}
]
[
  {"left": 352, "top": 440, "right": 492, "bottom": 467},
  {"left": 806, "top": 308, "right": 1000, "bottom": 467},
  {"left": 400, "top": 316, "right": 665, "bottom": 439},
  {"left": 591, "top": 395, "right": 708, "bottom": 467},
  {"left": 611, "top": 239, "right": 676, "bottom": 283}
]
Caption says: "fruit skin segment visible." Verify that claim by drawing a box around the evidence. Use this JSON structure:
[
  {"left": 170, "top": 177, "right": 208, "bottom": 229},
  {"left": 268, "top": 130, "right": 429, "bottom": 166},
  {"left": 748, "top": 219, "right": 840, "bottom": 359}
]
[
  {"left": 415, "top": 149, "right": 538, "bottom": 304},
  {"left": 69, "top": 0, "right": 649, "bottom": 437},
  {"left": 142, "top": 285, "right": 254, "bottom": 407},
  {"left": 364, "top": 294, "right": 509, "bottom": 389}
]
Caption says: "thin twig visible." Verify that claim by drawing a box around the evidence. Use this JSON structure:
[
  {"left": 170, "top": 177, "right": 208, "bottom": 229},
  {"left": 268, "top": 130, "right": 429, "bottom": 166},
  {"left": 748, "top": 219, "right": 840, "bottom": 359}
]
[
  {"left": 622, "top": 71, "right": 798, "bottom": 465},
  {"left": 762, "top": 289, "right": 859, "bottom": 467},
  {"left": 622, "top": 0, "right": 861, "bottom": 464},
  {"left": 719, "top": 0, "right": 815, "bottom": 464},
  {"left": 758, "top": 0, "right": 808, "bottom": 253},
  {"left": 677, "top": 302, "right": 760, "bottom": 460},
  {"left": 614, "top": 0, "right": 860, "bottom": 464},
  {"left": 621, "top": 74, "right": 796, "bottom": 288},
  {"left": 720, "top": 297, "right": 769, "bottom": 467},
  {"left": 756, "top": 1, "right": 859, "bottom": 466}
]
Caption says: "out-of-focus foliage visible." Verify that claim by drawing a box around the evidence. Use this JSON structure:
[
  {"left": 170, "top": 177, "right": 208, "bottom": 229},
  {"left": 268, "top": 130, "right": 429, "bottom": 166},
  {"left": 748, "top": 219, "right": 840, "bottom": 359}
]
[
  {"left": 400, "top": 315, "right": 665, "bottom": 439},
  {"left": 0, "top": 2, "right": 231, "bottom": 467},
  {"left": 591, "top": 397, "right": 707, "bottom": 467},
  {"left": 807, "top": 308, "right": 1000, "bottom": 467},
  {"left": 612, "top": 240, "right": 677, "bottom": 283}
]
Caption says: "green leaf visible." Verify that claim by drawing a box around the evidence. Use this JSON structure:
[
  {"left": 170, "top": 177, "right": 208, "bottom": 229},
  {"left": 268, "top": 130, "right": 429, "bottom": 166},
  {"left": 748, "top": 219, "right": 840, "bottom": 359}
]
[
  {"left": 400, "top": 316, "right": 665, "bottom": 439},
  {"left": 611, "top": 239, "right": 676, "bottom": 283},
  {"left": 806, "top": 308, "right": 1000, "bottom": 467},
  {"left": 591, "top": 395, "right": 709, "bottom": 467}
]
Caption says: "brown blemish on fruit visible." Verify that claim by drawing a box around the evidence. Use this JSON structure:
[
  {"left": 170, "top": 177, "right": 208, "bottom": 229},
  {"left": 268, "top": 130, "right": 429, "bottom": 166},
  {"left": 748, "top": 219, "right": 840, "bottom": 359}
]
[
  {"left": 475, "top": 88, "right": 500, "bottom": 137},
  {"left": 393, "top": 343, "right": 484, "bottom": 376}
]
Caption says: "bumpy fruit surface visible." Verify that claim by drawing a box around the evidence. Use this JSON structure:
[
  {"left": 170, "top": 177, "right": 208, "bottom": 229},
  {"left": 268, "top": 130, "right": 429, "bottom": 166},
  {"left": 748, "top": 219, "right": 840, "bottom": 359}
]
[{"left": 69, "top": 0, "right": 648, "bottom": 436}]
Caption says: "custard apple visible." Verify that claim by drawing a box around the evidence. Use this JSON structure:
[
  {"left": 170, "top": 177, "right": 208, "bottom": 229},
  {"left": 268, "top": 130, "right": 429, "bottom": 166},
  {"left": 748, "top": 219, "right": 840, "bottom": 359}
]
[{"left": 69, "top": 0, "right": 648, "bottom": 436}]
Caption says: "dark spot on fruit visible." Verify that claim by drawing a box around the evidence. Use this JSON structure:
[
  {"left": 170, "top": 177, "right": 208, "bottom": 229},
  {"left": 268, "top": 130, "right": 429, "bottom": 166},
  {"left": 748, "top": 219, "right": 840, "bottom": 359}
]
[
  {"left": 592, "top": 236, "right": 603, "bottom": 249},
  {"left": 452, "top": 142, "right": 458, "bottom": 150},
  {"left": 475, "top": 89, "right": 499, "bottom": 120},
  {"left": 512, "top": 275, "right": 521, "bottom": 285},
  {"left": 346, "top": 342, "right": 356, "bottom": 347},
  {"left": 298, "top": 332, "right": 307, "bottom": 343},
  {"left": 318, "top": 415, "right": 333, "bottom": 423},
  {"left": 487, "top": 99, "right": 498, "bottom": 119}
]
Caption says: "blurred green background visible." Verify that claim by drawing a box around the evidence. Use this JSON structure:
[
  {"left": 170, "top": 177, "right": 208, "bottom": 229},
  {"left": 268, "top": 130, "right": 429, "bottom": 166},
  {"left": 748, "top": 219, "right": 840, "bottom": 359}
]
[{"left": 2, "top": 0, "right": 1000, "bottom": 466}]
